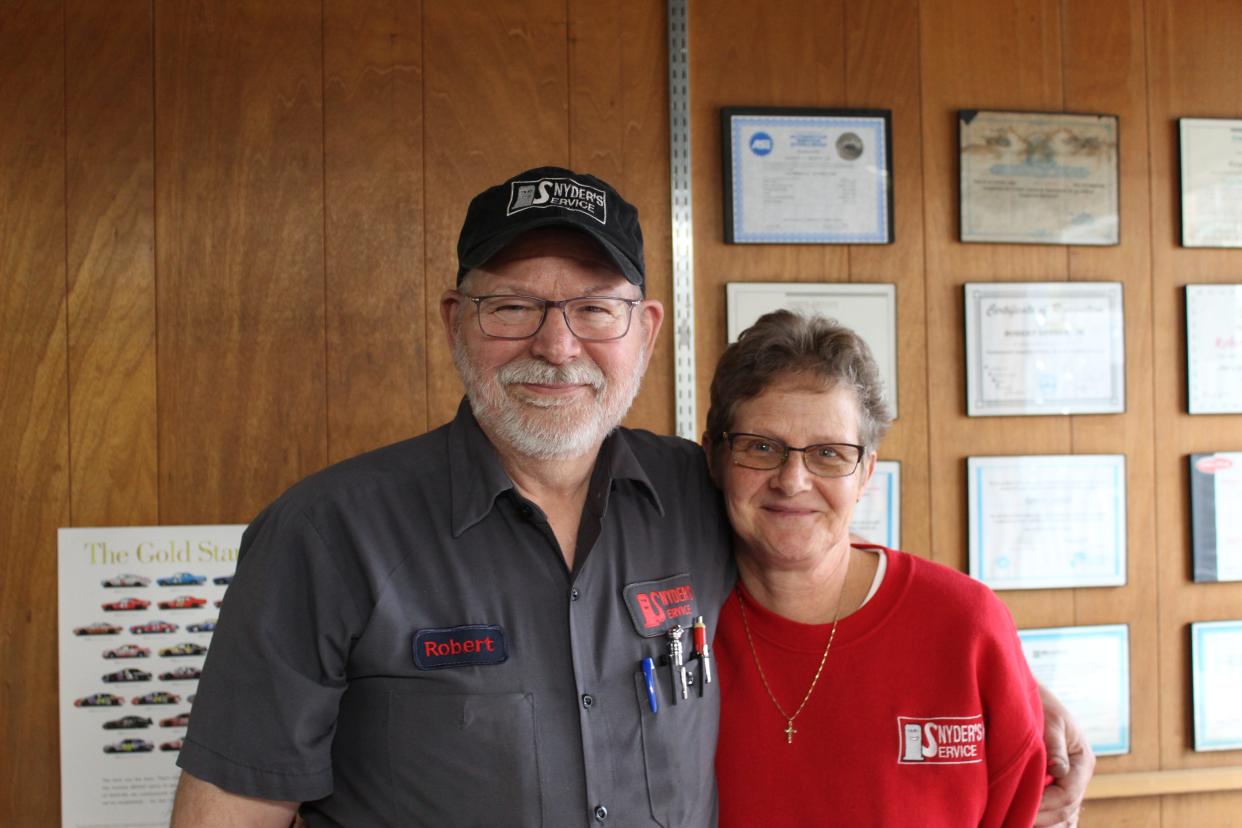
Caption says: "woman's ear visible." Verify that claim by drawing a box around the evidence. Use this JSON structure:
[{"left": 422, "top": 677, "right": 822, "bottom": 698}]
[{"left": 701, "top": 431, "right": 722, "bottom": 487}]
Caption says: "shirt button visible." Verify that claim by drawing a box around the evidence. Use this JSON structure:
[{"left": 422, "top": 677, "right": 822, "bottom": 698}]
[
  {"left": 519, "top": 504, "right": 534, "bottom": 519},
  {"left": 594, "top": 804, "right": 609, "bottom": 822},
  {"left": 570, "top": 587, "right": 581, "bottom": 601},
  {"left": 581, "top": 693, "right": 594, "bottom": 709}
]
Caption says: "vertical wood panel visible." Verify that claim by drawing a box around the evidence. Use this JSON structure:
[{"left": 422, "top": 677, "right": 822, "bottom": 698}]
[
  {"left": 569, "top": 0, "right": 673, "bottom": 434},
  {"left": 0, "top": 3, "right": 68, "bottom": 824},
  {"left": 422, "top": 0, "right": 571, "bottom": 427},
  {"left": 1147, "top": 0, "right": 1242, "bottom": 791},
  {"left": 155, "top": 0, "right": 327, "bottom": 523},
  {"left": 324, "top": 0, "right": 426, "bottom": 462},
  {"left": 690, "top": 0, "right": 848, "bottom": 427},
  {"left": 919, "top": 0, "right": 1071, "bottom": 636},
  {"left": 846, "top": 0, "right": 931, "bottom": 552},
  {"left": 65, "top": 0, "right": 157, "bottom": 526},
  {"left": 1061, "top": 0, "right": 1158, "bottom": 774}
]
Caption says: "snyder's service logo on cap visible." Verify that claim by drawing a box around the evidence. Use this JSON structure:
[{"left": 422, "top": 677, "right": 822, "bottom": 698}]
[
  {"left": 897, "top": 714, "right": 986, "bottom": 765},
  {"left": 507, "top": 176, "right": 608, "bottom": 224}
]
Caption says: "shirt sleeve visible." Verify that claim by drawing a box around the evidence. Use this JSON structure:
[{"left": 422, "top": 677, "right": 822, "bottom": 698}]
[
  {"left": 177, "top": 498, "right": 373, "bottom": 802},
  {"left": 975, "top": 592, "right": 1047, "bottom": 828}
]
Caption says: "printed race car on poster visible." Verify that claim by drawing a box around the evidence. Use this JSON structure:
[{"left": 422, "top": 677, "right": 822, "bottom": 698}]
[
  {"left": 130, "top": 619, "right": 178, "bottom": 635},
  {"left": 160, "top": 738, "right": 184, "bottom": 752},
  {"left": 159, "top": 642, "right": 208, "bottom": 657},
  {"left": 102, "top": 668, "right": 152, "bottom": 683},
  {"left": 212, "top": 575, "right": 233, "bottom": 586},
  {"left": 103, "top": 644, "right": 150, "bottom": 659},
  {"left": 160, "top": 713, "right": 192, "bottom": 728},
  {"left": 159, "top": 666, "right": 202, "bottom": 681},
  {"left": 75, "top": 693, "right": 124, "bottom": 707},
  {"left": 132, "top": 691, "right": 180, "bottom": 705},
  {"left": 101, "top": 574, "right": 150, "bottom": 588},
  {"left": 103, "top": 738, "right": 154, "bottom": 753},
  {"left": 186, "top": 619, "right": 217, "bottom": 633},
  {"left": 74, "top": 621, "right": 123, "bottom": 636},
  {"left": 158, "top": 595, "right": 207, "bottom": 610},
  {"left": 103, "top": 715, "right": 153, "bottom": 729},
  {"left": 102, "top": 597, "right": 151, "bottom": 612},
  {"left": 157, "top": 572, "right": 206, "bottom": 586}
]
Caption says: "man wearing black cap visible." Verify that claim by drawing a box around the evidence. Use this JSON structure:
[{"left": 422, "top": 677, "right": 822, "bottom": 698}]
[{"left": 171, "top": 166, "right": 734, "bottom": 826}]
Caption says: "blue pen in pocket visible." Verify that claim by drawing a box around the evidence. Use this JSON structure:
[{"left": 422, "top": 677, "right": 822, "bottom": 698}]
[{"left": 640, "top": 656, "right": 658, "bottom": 714}]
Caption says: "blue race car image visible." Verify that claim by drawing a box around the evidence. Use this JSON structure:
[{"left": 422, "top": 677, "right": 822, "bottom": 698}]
[{"left": 157, "top": 572, "right": 207, "bottom": 586}]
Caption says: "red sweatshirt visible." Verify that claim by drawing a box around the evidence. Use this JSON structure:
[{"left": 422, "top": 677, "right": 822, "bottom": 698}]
[{"left": 715, "top": 547, "right": 1045, "bottom": 828}]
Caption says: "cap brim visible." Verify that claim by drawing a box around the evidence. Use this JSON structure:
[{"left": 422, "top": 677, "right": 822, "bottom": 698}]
[{"left": 459, "top": 215, "right": 644, "bottom": 290}]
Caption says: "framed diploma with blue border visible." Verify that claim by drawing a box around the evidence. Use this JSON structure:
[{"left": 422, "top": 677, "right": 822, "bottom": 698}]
[
  {"left": 1019, "top": 625, "right": 1131, "bottom": 756},
  {"left": 1186, "top": 284, "right": 1242, "bottom": 414},
  {"left": 851, "top": 460, "right": 900, "bottom": 549},
  {"left": 1190, "top": 453, "right": 1242, "bottom": 582},
  {"left": 722, "top": 107, "right": 893, "bottom": 244},
  {"left": 1191, "top": 620, "right": 1242, "bottom": 751},
  {"left": 964, "top": 282, "right": 1125, "bottom": 417},
  {"left": 1180, "top": 118, "right": 1242, "bottom": 248},
  {"left": 968, "top": 454, "right": 1127, "bottom": 590},
  {"left": 959, "top": 109, "right": 1119, "bottom": 245}
]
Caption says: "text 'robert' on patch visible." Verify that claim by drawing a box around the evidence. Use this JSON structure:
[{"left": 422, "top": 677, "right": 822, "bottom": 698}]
[
  {"left": 413, "top": 625, "right": 508, "bottom": 670},
  {"left": 623, "top": 574, "right": 698, "bottom": 638}
]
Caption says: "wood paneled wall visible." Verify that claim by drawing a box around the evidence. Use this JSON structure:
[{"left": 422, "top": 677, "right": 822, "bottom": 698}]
[{"left": 2, "top": 1, "right": 1240, "bottom": 824}]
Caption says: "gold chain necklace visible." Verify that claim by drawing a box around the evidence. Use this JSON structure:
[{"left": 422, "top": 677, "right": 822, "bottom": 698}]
[{"left": 736, "top": 565, "right": 847, "bottom": 745}]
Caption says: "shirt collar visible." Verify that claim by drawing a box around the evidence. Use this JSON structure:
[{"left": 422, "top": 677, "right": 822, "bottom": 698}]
[{"left": 448, "top": 398, "right": 665, "bottom": 537}]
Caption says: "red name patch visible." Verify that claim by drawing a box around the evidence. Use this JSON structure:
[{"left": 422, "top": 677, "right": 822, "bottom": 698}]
[
  {"left": 623, "top": 574, "right": 698, "bottom": 638},
  {"left": 413, "top": 625, "right": 507, "bottom": 670},
  {"left": 897, "top": 715, "right": 985, "bottom": 765}
]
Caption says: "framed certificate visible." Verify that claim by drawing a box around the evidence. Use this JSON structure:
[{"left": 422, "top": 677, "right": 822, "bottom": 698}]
[
  {"left": 964, "top": 281, "right": 1125, "bottom": 417},
  {"left": 1180, "top": 118, "right": 1242, "bottom": 247},
  {"left": 726, "top": 282, "right": 898, "bottom": 416},
  {"left": 968, "top": 454, "right": 1127, "bottom": 590},
  {"left": 722, "top": 107, "right": 893, "bottom": 244},
  {"left": 1190, "top": 453, "right": 1242, "bottom": 582},
  {"left": 1019, "top": 625, "right": 1131, "bottom": 756},
  {"left": 959, "top": 110, "right": 1119, "bottom": 245},
  {"left": 1191, "top": 620, "right": 1242, "bottom": 751},
  {"left": 1186, "top": 284, "right": 1242, "bottom": 413},
  {"left": 851, "top": 460, "right": 901, "bottom": 549}
]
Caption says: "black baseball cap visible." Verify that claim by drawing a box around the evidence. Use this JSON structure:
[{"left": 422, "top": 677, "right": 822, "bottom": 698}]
[{"left": 456, "top": 166, "right": 645, "bottom": 292}]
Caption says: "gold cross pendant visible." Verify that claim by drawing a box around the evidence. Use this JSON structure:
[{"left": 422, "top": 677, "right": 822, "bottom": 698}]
[{"left": 784, "top": 721, "right": 797, "bottom": 744}]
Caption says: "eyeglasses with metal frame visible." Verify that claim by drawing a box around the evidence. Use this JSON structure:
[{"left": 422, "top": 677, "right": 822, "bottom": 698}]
[
  {"left": 721, "top": 432, "right": 866, "bottom": 478},
  {"left": 465, "top": 294, "right": 642, "bottom": 341}
]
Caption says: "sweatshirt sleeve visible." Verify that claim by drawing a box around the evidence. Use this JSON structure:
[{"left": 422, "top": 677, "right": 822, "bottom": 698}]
[{"left": 975, "top": 591, "right": 1047, "bottom": 828}]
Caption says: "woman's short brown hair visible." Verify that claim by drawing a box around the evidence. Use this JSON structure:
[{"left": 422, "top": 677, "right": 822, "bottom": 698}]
[{"left": 705, "top": 310, "right": 893, "bottom": 451}]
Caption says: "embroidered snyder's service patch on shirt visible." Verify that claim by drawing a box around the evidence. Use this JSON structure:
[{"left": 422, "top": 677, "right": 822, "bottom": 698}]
[
  {"left": 623, "top": 574, "right": 698, "bottom": 637},
  {"left": 413, "top": 625, "right": 508, "bottom": 670},
  {"left": 897, "top": 714, "right": 986, "bottom": 764}
]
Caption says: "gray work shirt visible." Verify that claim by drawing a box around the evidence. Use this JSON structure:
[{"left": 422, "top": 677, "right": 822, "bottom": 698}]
[{"left": 179, "top": 400, "right": 733, "bottom": 827}]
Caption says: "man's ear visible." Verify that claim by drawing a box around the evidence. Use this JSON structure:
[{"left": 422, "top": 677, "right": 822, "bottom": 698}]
[
  {"left": 637, "top": 299, "right": 664, "bottom": 360},
  {"left": 440, "top": 289, "right": 464, "bottom": 350}
]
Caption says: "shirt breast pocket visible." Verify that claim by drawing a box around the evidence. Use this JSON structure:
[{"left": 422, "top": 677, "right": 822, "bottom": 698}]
[
  {"left": 632, "top": 670, "right": 717, "bottom": 827},
  {"left": 387, "top": 691, "right": 543, "bottom": 827}
]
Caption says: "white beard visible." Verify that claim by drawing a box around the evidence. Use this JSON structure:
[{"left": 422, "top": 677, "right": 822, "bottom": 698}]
[{"left": 452, "top": 333, "right": 648, "bottom": 460}]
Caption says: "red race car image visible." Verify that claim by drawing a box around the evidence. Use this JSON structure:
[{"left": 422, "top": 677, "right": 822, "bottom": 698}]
[
  {"left": 160, "top": 712, "right": 192, "bottom": 728},
  {"left": 160, "top": 738, "right": 184, "bottom": 752},
  {"left": 102, "top": 597, "right": 151, "bottom": 612},
  {"left": 103, "top": 644, "right": 150, "bottom": 659},
  {"left": 74, "top": 621, "right": 123, "bottom": 636},
  {"left": 157, "top": 595, "right": 207, "bottom": 610},
  {"left": 129, "top": 619, "right": 178, "bottom": 635},
  {"left": 101, "top": 574, "right": 150, "bottom": 588}
]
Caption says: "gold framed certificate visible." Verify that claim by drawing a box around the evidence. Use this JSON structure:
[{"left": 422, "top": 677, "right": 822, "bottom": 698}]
[{"left": 959, "top": 110, "right": 1119, "bottom": 245}]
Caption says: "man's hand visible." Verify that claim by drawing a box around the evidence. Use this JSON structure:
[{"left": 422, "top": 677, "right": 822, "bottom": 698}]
[{"left": 1035, "top": 683, "right": 1096, "bottom": 827}]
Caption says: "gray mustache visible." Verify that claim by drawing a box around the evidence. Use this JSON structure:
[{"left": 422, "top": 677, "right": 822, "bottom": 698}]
[{"left": 498, "top": 359, "right": 605, "bottom": 392}]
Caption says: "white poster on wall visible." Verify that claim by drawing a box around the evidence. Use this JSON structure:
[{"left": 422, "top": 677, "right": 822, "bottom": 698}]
[{"left": 58, "top": 525, "right": 243, "bottom": 828}]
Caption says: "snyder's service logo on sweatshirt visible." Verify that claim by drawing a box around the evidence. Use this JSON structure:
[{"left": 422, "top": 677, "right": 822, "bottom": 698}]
[{"left": 897, "top": 715, "right": 985, "bottom": 765}]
